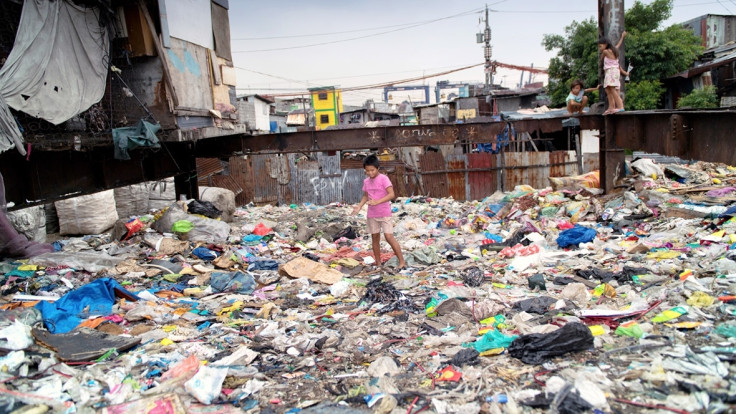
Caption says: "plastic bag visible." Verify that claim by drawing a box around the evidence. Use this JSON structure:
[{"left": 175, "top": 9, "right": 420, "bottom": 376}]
[
  {"left": 511, "top": 296, "right": 556, "bottom": 314},
  {"left": 187, "top": 200, "right": 221, "bottom": 219},
  {"left": 556, "top": 225, "right": 597, "bottom": 248},
  {"left": 252, "top": 223, "right": 272, "bottom": 236},
  {"left": 450, "top": 348, "right": 479, "bottom": 366},
  {"left": 184, "top": 365, "right": 228, "bottom": 404},
  {"left": 332, "top": 226, "right": 357, "bottom": 241},
  {"left": 461, "top": 266, "right": 484, "bottom": 287},
  {"left": 508, "top": 322, "right": 594, "bottom": 365},
  {"left": 210, "top": 271, "right": 256, "bottom": 294},
  {"left": 192, "top": 247, "right": 218, "bottom": 261},
  {"left": 172, "top": 220, "right": 194, "bottom": 234},
  {"left": 468, "top": 329, "right": 518, "bottom": 352}
]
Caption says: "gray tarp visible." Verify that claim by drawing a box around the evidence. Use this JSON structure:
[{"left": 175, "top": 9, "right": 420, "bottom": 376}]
[{"left": 0, "top": 0, "right": 109, "bottom": 155}]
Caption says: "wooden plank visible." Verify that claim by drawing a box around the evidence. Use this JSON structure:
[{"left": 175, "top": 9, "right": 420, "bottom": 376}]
[
  {"left": 139, "top": 0, "right": 179, "bottom": 107},
  {"left": 446, "top": 154, "right": 466, "bottom": 201},
  {"left": 419, "top": 152, "right": 449, "bottom": 198},
  {"left": 164, "top": 37, "right": 213, "bottom": 110}
]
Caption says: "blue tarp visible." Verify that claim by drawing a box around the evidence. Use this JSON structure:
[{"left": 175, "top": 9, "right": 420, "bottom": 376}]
[
  {"left": 557, "top": 225, "right": 597, "bottom": 248},
  {"left": 36, "top": 278, "right": 138, "bottom": 334}
]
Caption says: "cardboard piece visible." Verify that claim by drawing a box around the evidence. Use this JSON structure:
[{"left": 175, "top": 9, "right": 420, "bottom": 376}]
[{"left": 278, "top": 256, "right": 343, "bottom": 285}]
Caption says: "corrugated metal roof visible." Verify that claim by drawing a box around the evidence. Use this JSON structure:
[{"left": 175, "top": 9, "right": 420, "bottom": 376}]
[{"left": 196, "top": 158, "right": 224, "bottom": 178}]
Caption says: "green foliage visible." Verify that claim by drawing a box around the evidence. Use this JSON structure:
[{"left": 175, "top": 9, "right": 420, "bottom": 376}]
[
  {"left": 676, "top": 86, "right": 718, "bottom": 108},
  {"left": 624, "top": 80, "right": 665, "bottom": 110},
  {"left": 626, "top": 25, "right": 703, "bottom": 82},
  {"left": 543, "top": 0, "right": 703, "bottom": 108},
  {"left": 543, "top": 18, "right": 599, "bottom": 107}
]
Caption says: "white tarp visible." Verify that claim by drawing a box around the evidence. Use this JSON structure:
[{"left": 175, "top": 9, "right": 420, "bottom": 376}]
[{"left": 0, "top": 0, "right": 109, "bottom": 127}]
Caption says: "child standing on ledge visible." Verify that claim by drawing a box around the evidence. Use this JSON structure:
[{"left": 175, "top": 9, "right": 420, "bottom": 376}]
[{"left": 351, "top": 154, "right": 407, "bottom": 270}]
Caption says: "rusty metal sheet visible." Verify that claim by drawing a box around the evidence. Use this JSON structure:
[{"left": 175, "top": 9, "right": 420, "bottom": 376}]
[
  {"left": 583, "top": 153, "right": 600, "bottom": 173},
  {"left": 446, "top": 154, "right": 467, "bottom": 201},
  {"left": 251, "top": 154, "right": 279, "bottom": 204},
  {"left": 468, "top": 152, "right": 496, "bottom": 201},
  {"left": 564, "top": 150, "right": 577, "bottom": 176},
  {"left": 196, "top": 158, "right": 223, "bottom": 178},
  {"left": 343, "top": 168, "right": 365, "bottom": 204},
  {"left": 277, "top": 153, "right": 297, "bottom": 205},
  {"left": 419, "top": 152, "right": 449, "bottom": 198},
  {"left": 386, "top": 165, "right": 408, "bottom": 198},
  {"left": 229, "top": 155, "right": 253, "bottom": 206},
  {"left": 211, "top": 175, "right": 243, "bottom": 196},
  {"left": 503, "top": 152, "right": 527, "bottom": 190},
  {"left": 526, "top": 152, "right": 548, "bottom": 189},
  {"left": 315, "top": 152, "right": 343, "bottom": 204},
  {"left": 296, "top": 159, "right": 320, "bottom": 204},
  {"left": 549, "top": 151, "right": 569, "bottom": 178}
]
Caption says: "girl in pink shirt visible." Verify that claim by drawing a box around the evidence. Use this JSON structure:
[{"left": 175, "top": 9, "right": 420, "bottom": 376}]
[
  {"left": 351, "top": 155, "right": 406, "bottom": 270},
  {"left": 598, "top": 36, "right": 629, "bottom": 114}
]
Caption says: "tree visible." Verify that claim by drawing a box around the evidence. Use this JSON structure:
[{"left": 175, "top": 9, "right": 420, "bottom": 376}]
[
  {"left": 543, "top": 0, "right": 703, "bottom": 109},
  {"left": 625, "top": 80, "right": 665, "bottom": 110},
  {"left": 677, "top": 86, "right": 718, "bottom": 108}
]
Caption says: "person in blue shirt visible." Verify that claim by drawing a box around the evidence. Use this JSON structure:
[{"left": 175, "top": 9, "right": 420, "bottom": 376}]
[{"left": 566, "top": 80, "right": 599, "bottom": 114}]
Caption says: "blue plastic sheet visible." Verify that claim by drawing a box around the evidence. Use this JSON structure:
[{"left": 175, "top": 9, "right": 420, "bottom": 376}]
[
  {"left": 248, "top": 260, "right": 279, "bottom": 271},
  {"left": 36, "top": 278, "right": 138, "bottom": 334},
  {"left": 557, "top": 225, "right": 597, "bottom": 248},
  {"left": 192, "top": 247, "right": 218, "bottom": 261},
  {"left": 210, "top": 271, "right": 256, "bottom": 294}
]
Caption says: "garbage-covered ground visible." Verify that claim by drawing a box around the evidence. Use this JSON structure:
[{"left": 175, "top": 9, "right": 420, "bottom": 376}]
[{"left": 1, "top": 159, "right": 736, "bottom": 414}]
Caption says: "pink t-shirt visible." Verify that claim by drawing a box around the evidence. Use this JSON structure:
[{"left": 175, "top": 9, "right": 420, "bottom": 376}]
[{"left": 363, "top": 173, "right": 393, "bottom": 218}]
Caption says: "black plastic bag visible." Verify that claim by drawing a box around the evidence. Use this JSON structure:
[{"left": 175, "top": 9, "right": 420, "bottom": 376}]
[
  {"left": 511, "top": 296, "right": 556, "bottom": 314},
  {"left": 450, "top": 348, "right": 479, "bottom": 366},
  {"left": 187, "top": 200, "right": 221, "bottom": 219},
  {"left": 332, "top": 226, "right": 357, "bottom": 241},
  {"left": 461, "top": 266, "right": 484, "bottom": 287},
  {"left": 508, "top": 322, "right": 594, "bottom": 365}
]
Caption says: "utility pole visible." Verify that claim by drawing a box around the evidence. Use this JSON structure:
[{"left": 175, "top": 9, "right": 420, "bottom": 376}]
[
  {"left": 483, "top": 5, "right": 492, "bottom": 90},
  {"left": 477, "top": 5, "right": 493, "bottom": 92}
]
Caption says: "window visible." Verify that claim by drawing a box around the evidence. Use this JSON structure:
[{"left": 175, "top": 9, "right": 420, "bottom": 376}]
[
  {"left": 320, "top": 114, "right": 329, "bottom": 124},
  {"left": 318, "top": 92, "right": 328, "bottom": 100}
]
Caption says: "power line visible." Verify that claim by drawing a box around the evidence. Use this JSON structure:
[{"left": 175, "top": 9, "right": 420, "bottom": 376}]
[
  {"left": 232, "top": 7, "right": 485, "bottom": 53},
  {"left": 716, "top": 0, "right": 734, "bottom": 13},
  {"left": 267, "top": 63, "right": 484, "bottom": 97},
  {"left": 235, "top": 63, "right": 483, "bottom": 86}
]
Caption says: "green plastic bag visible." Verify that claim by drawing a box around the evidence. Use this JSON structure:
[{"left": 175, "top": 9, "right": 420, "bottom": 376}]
[
  {"left": 467, "top": 329, "right": 518, "bottom": 352},
  {"left": 172, "top": 220, "right": 194, "bottom": 234},
  {"left": 714, "top": 323, "right": 736, "bottom": 338},
  {"left": 615, "top": 322, "right": 644, "bottom": 338}
]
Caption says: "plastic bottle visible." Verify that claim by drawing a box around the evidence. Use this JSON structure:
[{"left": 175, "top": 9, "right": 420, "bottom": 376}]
[{"left": 485, "top": 394, "right": 508, "bottom": 403}]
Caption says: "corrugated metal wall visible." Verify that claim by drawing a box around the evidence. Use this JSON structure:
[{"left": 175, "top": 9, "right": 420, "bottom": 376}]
[{"left": 225, "top": 150, "right": 582, "bottom": 206}]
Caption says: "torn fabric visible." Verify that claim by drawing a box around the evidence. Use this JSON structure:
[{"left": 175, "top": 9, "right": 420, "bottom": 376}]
[
  {"left": 0, "top": 96, "right": 25, "bottom": 156},
  {"left": 0, "top": 0, "right": 109, "bottom": 125},
  {"left": 112, "top": 119, "right": 161, "bottom": 160}
]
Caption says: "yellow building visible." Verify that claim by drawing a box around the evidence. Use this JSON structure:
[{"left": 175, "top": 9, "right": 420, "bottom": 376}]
[{"left": 309, "top": 86, "right": 343, "bottom": 130}]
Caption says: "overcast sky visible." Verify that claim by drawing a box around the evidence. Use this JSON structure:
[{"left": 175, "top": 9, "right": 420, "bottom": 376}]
[{"left": 229, "top": 0, "right": 732, "bottom": 105}]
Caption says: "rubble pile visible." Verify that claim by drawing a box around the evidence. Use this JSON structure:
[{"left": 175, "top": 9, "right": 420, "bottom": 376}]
[{"left": 1, "top": 160, "right": 735, "bottom": 413}]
